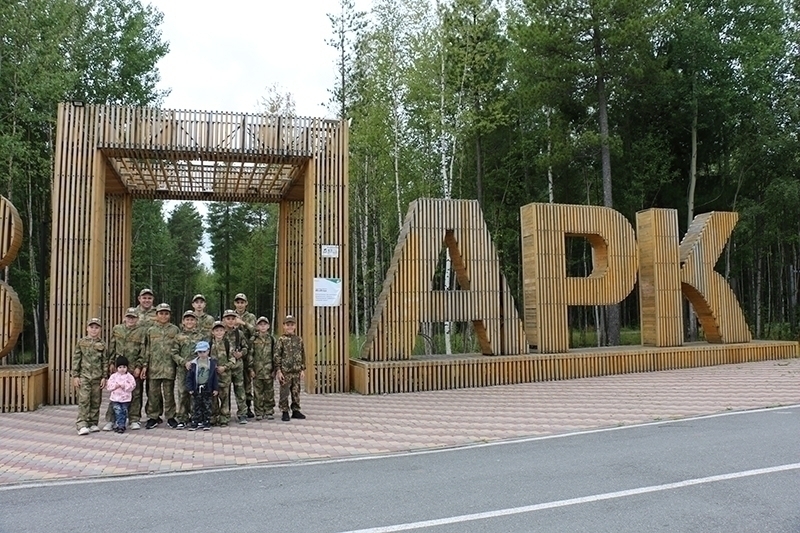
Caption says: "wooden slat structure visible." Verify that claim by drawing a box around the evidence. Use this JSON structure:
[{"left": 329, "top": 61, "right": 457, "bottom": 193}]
[
  {"left": 352, "top": 200, "right": 796, "bottom": 395},
  {"left": 0, "top": 195, "right": 24, "bottom": 359},
  {"left": 520, "top": 203, "right": 638, "bottom": 353},
  {"left": 0, "top": 364, "right": 48, "bottom": 412},
  {"left": 50, "top": 103, "right": 348, "bottom": 404},
  {"left": 351, "top": 341, "right": 797, "bottom": 394},
  {"left": 361, "top": 198, "right": 527, "bottom": 361}
]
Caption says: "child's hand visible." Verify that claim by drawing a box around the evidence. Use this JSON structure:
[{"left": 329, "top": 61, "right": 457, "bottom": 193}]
[{"left": 213, "top": 390, "right": 218, "bottom": 396}]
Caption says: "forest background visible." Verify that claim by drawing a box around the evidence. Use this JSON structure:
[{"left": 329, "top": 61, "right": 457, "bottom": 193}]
[{"left": 3, "top": 0, "right": 799, "bottom": 365}]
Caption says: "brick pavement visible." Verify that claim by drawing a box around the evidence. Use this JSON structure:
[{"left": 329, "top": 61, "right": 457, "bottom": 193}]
[{"left": 0, "top": 359, "right": 797, "bottom": 486}]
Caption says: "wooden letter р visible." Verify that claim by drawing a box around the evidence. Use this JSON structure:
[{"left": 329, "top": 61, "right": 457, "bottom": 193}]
[{"left": 521, "top": 203, "right": 750, "bottom": 354}]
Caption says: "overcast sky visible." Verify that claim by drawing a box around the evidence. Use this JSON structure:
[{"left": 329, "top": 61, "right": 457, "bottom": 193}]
[{"left": 147, "top": 0, "right": 348, "bottom": 117}]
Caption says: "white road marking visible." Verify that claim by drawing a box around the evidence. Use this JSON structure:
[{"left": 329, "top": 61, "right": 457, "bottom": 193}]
[{"left": 336, "top": 462, "right": 800, "bottom": 533}]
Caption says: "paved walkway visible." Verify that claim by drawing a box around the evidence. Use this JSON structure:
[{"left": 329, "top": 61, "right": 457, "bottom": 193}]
[{"left": 1, "top": 359, "right": 798, "bottom": 487}]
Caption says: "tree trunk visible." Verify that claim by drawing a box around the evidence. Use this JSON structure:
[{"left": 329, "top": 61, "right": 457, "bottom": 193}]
[
  {"left": 475, "top": 132, "right": 483, "bottom": 206},
  {"left": 687, "top": 96, "right": 699, "bottom": 341},
  {"left": 593, "top": 23, "right": 620, "bottom": 346},
  {"left": 27, "top": 176, "right": 41, "bottom": 362}
]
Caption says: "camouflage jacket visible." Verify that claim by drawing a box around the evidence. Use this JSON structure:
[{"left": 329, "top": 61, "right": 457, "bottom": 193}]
[
  {"left": 236, "top": 311, "right": 256, "bottom": 338},
  {"left": 274, "top": 333, "right": 305, "bottom": 374},
  {"left": 107, "top": 323, "right": 145, "bottom": 370},
  {"left": 177, "top": 328, "right": 206, "bottom": 366},
  {"left": 210, "top": 336, "right": 238, "bottom": 375},
  {"left": 143, "top": 322, "right": 181, "bottom": 380},
  {"left": 72, "top": 336, "right": 108, "bottom": 380},
  {"left": 194, "top": 312, "right": 215, "bottom": 339},
  {"left": 135, "top": 305, "right": 158, "bottom": 330},
  {"left": 251, "top": 332, "right": 275, "bottom": 378}
]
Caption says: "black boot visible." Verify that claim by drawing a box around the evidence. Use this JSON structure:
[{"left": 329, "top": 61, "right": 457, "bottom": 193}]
[{"left": 291, "top": 410, "right": 306, "bottom": 419}]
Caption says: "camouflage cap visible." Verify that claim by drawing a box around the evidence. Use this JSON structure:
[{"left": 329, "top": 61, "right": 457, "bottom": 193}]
[
  {"left": 212, "top": 320, "right": 225, "bottom": 329},
  {"left": 155, "top": 302, "right": 171, "bottom": 313},
  {"left": 87, "top": 317, "right": 101, "bottom": 327},
  {"left": 192, "top": 294, "right": 205, "bottom": 302},
  {"left": 138, "top": 288, "right": 154, "bottom": 297},
  {"left": 223, "top": 309, "right": 238, "bottom": 318},
  {"left": 234, "top": 293, "right": 247, "bottom": 302},
  {"left": 256, "top": 316, "right": 269, "bottom": 324},
  {"left": 124, "top": 307, "right": 138, "bottom": 318},
  {"left": 283, "top": 314, "right": 296, "bottom": 324},
  {"left": 182, "top": 310, "right": 196, "bottom": 319}
]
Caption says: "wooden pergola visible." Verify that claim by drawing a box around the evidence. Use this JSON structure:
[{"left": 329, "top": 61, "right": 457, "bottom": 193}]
[{"left": 49, "top": 103, "right": 349, "bottom": 405}]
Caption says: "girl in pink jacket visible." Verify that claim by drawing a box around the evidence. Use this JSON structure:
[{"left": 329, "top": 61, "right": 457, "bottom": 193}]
[{"left": 106, "top": 356, "right": 137, "bottom": 433}]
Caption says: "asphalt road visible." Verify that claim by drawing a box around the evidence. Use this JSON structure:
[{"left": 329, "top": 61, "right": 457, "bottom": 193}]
[{"left": 1, "top": 406, "right": 798, "bottom": 533}]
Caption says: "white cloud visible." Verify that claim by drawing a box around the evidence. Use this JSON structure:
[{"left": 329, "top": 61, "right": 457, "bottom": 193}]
[{"left": 148, "top": 0, "right": 345, "bottom": 117}]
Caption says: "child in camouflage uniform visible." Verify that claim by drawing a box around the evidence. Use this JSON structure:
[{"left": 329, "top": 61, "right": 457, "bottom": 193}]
[
  {"left": 141, "top": 303, "right": 182, "bottom": 430},
  {"left": 72, "top": 318, "right": 108, "bottom": 435},
  {"left": 274, "top": 315, "right": 306, "bottom": 422},
  {"left": 102, "top": 308, "right": 144, "bottom": 431},
  {"left": 175, "top": 310, "right": 205, "bottom": 429},
  {"left": 233, "top": 293, "right": 256, "bottom": 418},
  {"left": 223, "top": 309, "right": 249, "bottom": 424},
  {"left": 209, "top": 321, "right": 238, "bottom": 426},
  {"left": 251, "top": 316, "right": 276, "bottom": 420},
  {"left": 191, "top": 294, "right": 215, "bottom": 339}
]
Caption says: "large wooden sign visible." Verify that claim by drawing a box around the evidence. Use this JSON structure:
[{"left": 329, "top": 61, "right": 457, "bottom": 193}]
[
  {"left": 521, "top": 203, "right": 751, "bottom": 353},
  {"left": 0, "top": 195, "right": 23, "bottom": 359},
  {"left": 351, "top": 200, "right": 795, "bottom": 395}
]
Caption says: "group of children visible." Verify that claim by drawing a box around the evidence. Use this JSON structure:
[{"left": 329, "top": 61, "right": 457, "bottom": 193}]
[{"left": 71, "top": 291, "right": 307, "bottom": 435}]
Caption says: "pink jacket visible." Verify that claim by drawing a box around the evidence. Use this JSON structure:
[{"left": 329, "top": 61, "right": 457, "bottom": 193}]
[{"left": 106, "top": 372, "right": 136, "bottom": 402}]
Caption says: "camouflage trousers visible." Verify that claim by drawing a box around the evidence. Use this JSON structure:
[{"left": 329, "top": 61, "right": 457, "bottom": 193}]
[
  {"left": 105, "top": 376, "right": 143, "bottom": 424},
  {"left": 253, "top": 376, "right": 276, "bottom": 416},
  {"left": 76, "top": 378, "right": 102, "bottom": 429},
  {"left": 175, "top": 366, "right": 192, "bottom": 423},
  {"left": 145, "top": 378, "right": 176, "bottom": 420},
  {"left": 212, "top": 373, "right": 232, "bottom": 425},
  {"left": 243, "top": 360, "right": 253, "bottom": 404},
  {"left": 278, "top": 373, "right": 301, "bottom": 412},
  {"left": 230, "top": 365, "right": 248, "bottom": 419}
]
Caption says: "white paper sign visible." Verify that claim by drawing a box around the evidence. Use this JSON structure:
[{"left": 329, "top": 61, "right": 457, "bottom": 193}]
[
  {"left": 313, "top": 277, "right": 342, "bottom": 307},
  {"left": 321, "top": 245, "right": 340, "bottom": 258}
]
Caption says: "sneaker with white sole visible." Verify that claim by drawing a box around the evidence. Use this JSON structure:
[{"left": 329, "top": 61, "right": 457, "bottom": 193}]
[
  {"left": 102, "top": 422, "right": 114, "bottom": 431},
  {"left": 77, "top": 427, "right": 90, "bottom": 435},
  {"left": 130, "top": 422, "right": 141, "bottom": 430},
  {"left": 88, "top": 425, "right": 101, "bottom": 433}
]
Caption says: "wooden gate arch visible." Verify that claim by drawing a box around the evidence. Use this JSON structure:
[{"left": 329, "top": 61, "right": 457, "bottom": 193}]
[{"left": 49, "top": 103, "right": 349, "bottom": 404}]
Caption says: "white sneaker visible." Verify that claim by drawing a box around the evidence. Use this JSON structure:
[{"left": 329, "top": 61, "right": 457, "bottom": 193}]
[
  {"left": 77, "top": 427, "right": 90, "bottom": 435},
  {"left": 102, "top": 422, "right": 114, "bottom": 431},
  {"left": 130, "top": 422, "right": 141, "bottom": 430},
  {"left": 88, "top": 425, "right": 100, "bottom": 433}
]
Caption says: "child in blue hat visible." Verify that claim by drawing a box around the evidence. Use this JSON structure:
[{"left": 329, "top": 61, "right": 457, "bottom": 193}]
[{"left": 186, "top": 340, "right": 219, "bottom": 431}]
